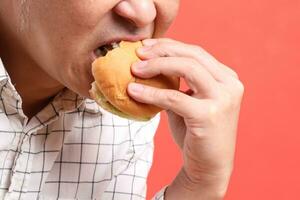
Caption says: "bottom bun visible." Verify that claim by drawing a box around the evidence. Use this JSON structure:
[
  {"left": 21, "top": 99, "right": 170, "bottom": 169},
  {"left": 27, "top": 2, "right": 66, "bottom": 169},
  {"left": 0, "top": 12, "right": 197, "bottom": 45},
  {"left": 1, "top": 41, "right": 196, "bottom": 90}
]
[{"left": 89, "top": 82, "right": 152, "bottom": 121}]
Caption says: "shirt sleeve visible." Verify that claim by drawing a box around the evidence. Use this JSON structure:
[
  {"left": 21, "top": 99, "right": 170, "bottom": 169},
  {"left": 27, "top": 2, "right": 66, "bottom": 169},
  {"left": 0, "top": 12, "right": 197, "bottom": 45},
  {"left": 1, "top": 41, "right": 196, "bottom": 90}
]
[{"left": 101, "top": 113, "right": 169, "bottom": 200}]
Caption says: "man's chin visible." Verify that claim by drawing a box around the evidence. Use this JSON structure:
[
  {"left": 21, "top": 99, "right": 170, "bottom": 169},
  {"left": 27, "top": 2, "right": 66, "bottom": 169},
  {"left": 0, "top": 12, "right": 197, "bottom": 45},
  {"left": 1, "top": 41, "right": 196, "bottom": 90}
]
[
  {"left": 62, "top": 77, "right": 94, "bottom": 99},
  {"left": 73, "top": 83, "right": 94, "bottom": 99}
]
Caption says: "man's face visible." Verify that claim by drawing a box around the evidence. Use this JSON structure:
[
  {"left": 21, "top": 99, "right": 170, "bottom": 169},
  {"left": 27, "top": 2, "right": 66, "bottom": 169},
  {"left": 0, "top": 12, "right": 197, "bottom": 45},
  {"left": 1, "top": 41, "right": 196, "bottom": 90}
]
[{"left": 2, "top": 0, "right": 180, "bottom": 97}]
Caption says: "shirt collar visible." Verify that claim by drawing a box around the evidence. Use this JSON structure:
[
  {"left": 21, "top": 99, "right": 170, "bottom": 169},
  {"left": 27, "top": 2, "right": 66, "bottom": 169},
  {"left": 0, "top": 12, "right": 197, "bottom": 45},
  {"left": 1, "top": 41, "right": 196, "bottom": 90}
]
[
  {"left": 0, "top": 58, "right": 9, "bottom": 82},
  {"left": 0, "top": 58, "right": 14, "bottom": 86}
]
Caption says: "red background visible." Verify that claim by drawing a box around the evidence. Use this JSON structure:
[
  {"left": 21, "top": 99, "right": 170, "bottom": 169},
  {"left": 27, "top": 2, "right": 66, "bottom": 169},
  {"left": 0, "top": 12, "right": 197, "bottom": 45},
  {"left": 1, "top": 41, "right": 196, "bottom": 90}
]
[{"left": 147, "top": 0, "right": 300, "bottom": 199}]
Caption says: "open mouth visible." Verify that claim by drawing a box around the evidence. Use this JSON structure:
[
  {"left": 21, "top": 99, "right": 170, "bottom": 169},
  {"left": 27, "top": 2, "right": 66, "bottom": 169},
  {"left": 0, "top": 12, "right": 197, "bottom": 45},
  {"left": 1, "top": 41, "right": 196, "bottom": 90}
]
[{"left": 94, "top": 41, "right": 121, "bottom": 58}]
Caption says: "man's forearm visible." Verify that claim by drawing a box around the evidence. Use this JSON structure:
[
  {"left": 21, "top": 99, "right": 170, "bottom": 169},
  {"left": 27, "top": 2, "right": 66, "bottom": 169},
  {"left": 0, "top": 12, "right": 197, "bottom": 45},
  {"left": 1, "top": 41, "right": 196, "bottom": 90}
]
[{"left": 164, "top": 168, "right": 229, "bottom": 200}]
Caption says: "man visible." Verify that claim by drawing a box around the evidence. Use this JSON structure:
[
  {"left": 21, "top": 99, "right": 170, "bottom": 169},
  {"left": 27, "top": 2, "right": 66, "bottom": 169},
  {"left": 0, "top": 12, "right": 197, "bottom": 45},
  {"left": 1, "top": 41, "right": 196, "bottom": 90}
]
[{"left": 0, "top": 0, "right": 244, "bottom": 199}]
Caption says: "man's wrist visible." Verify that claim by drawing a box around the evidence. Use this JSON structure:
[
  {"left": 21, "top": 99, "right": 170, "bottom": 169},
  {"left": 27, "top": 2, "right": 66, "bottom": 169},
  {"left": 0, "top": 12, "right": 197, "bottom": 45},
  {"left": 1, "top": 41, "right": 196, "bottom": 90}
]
[{"left": 164, "top": 168, "right": 230, "bottom": 200}]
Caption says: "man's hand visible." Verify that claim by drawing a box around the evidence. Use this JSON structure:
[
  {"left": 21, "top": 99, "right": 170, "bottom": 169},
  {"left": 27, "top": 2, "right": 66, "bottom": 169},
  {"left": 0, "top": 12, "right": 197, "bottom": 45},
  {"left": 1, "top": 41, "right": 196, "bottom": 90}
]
[{"left": 127, "top": 38, "right": 244, "bottom": 200}]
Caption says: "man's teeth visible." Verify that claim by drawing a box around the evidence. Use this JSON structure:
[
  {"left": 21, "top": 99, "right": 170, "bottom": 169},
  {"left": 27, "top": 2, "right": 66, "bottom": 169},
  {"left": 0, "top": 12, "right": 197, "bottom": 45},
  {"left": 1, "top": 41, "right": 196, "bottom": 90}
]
[
  {"left": 111, "top": 42, "right": 119, "bottom": 48},
  {"left": 95, "top": 42, "right": 120, "bottom": 58}
]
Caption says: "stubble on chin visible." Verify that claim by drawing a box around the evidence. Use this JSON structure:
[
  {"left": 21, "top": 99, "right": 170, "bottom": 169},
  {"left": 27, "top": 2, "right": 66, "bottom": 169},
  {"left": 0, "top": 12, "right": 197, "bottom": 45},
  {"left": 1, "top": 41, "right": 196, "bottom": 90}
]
[{"left": 19, "top": 0, "right": 30, "bottom": 33}]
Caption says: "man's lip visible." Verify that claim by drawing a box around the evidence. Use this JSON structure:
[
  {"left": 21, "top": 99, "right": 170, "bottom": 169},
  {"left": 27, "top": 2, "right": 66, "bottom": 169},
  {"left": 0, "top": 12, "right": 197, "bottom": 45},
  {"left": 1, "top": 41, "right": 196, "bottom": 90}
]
[{"left": 94, "top": 35, "right": 149, "bottom": 51}]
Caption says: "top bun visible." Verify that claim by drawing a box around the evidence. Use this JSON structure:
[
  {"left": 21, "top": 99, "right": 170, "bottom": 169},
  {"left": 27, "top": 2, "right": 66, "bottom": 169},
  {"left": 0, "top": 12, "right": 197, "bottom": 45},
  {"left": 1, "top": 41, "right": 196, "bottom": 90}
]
[{"left": 91, "top": 41, "right": 180, "bottom": 121}]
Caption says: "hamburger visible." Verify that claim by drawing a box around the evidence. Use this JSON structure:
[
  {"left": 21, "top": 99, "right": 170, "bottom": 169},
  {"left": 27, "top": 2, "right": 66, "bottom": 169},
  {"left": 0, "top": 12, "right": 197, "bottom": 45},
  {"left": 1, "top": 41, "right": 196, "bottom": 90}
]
[{"left": 89, "top": 41, "right": 180, "bottom": 121}]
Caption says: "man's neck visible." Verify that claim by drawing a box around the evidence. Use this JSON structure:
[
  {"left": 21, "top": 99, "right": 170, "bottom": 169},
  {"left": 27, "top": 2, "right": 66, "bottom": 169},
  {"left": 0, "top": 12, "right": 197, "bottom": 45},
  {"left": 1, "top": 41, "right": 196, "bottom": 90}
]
[{"left": 0, "top": 39, "right": 64, "bottom": 120}]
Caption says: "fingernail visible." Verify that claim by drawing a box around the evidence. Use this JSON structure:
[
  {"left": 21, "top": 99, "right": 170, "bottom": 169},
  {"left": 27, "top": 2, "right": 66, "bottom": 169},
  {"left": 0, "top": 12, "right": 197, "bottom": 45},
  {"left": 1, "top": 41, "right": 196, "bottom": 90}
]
[
  {"left": 143, "top": 39, "right": 158, "bottom": 46},
  {"left": 128, "top": 83, "right": 144, "bottom": 93},
  {"left": 133, "top": 61, "right": 148, "bottom": 71},
  {"left": 137, "top": 46, "right": 152, "bottom": 54}
]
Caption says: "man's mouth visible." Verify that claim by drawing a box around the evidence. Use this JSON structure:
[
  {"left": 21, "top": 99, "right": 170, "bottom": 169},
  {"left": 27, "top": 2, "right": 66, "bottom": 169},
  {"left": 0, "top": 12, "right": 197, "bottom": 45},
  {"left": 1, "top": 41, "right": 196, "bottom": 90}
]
[{"left": 94, "top": 41, "right": 121, "bottom": 58}]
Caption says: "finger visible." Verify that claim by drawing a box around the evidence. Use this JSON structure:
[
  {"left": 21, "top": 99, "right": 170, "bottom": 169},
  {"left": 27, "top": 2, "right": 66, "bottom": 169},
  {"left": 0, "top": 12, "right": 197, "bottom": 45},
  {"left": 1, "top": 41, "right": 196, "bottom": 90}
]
[
  {"left": 131, "top": 57, "right": 218, "bottom": 96},
  {"left": 127, "top": 82, "right": 208, "bottom": 118},
  {"left": 138, "top": 38, "right": 239, "bottom": 82}
]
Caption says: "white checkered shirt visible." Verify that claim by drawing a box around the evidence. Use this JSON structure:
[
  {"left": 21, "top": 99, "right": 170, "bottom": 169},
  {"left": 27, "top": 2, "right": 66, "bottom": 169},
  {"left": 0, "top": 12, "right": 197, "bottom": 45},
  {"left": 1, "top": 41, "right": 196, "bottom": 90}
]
[{"left": 0, "top": 58, "right": 166, "bottom": 200}]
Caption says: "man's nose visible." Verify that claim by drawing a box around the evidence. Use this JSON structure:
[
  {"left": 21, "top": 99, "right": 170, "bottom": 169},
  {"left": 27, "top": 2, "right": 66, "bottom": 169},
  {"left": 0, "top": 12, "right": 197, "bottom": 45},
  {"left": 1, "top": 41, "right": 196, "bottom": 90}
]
[{"left": 114, "top": 0, "right": 157, "bottom": 28}]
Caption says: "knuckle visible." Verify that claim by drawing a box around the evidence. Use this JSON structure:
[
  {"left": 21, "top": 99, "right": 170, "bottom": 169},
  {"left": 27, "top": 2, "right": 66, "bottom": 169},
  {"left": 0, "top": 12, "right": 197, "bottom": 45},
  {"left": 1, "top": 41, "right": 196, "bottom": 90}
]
[
  {"left": 185, "top": 59, "right": 199, "bottom": 72},
  {"left": 152, "top": 43, "right": 170, "bottom": 57},
  {"left": 231, "top": 70, "right": 239, "bottom": 79},
  {"left": 217, "top": 85, "right": 243, "bottom": 111},
  {"left": 190, "top": 44, "right": 206, "bottom": 56},
  {"left": 146, "top": 59, "right": 161, "bottom": 73},
  {"left": 208, "top": 103, "right": 219, "bottom": 116},
  {"left": 184, "top": 60, "right": 200, "bottom": 81},
  {"left": 160, "top": 38, "right": 175, "bottom": 43},
  {"left": 224, "top": 65, "right": 239, "bottom": 79},
  {"left": 216, "top": 88, "right": 235, "bottom": 110},
  {"left": 236, "top": 84, "right": 245, "bottom": 103},
  {"left": 236, "top": 80, "right": 245, "bottom": 94},
  {"left": 146, "top": 87, "right": 166, "bottom": 102},
  {"left": 205, "top": 102, "right": 220, "bottom": 123},
  {"left": 188, "top": 57, "right": 200, "bottom": 66},
  {"left": 231, "top": 80, "right": 245, "bottom": 100},
  {"left": 220, "top": 90, "right": 233, "bottom": 108},
  {"left": 205, "top": 99, "right": 232, "bottom": 125},
  {"left": 166, "top": 91, "right": 182, "bottom": 106},
  {"left": 143, "top": 86, "right": 155, "bottom": 97}
]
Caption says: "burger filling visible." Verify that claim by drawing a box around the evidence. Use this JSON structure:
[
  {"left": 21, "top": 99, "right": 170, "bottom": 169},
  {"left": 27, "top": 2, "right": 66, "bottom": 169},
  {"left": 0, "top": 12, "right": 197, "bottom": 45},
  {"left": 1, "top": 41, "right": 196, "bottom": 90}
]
[{"left": 94, "top": 42, "right": 120, "bottom": 58}]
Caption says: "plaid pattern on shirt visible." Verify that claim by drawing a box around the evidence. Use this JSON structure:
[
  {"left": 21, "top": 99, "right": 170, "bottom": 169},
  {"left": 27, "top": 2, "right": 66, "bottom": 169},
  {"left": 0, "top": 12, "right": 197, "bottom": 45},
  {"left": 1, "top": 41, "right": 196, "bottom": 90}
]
[{"left": 0, "top": 58, "right": 166, "bottom": 200}]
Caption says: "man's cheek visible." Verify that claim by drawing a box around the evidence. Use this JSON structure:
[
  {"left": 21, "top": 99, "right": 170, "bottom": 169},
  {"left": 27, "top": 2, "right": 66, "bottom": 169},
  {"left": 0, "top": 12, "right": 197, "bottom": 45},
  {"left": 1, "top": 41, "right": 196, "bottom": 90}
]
[{"left": 66, "top": 2, "right": 105, "bottom": 31}]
